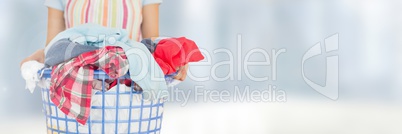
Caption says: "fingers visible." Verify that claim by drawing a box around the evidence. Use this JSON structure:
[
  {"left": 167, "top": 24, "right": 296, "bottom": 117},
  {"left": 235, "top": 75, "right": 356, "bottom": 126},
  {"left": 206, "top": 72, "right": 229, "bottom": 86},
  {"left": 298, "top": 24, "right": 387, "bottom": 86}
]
[
  {"left": 20, "top": 58, "right": 30, "bottom": 68},
  {"left": 20, "top": 49, "right": 46, "bottom": 68},
  {"left": 180, "top": 64, "right": 189, "bottom": 80},
  {"left": 174, "top": 64, "right": 189, "bottom": 81},
  {"left": 173, "top": 67, "right": 184, "bottom": 80}
]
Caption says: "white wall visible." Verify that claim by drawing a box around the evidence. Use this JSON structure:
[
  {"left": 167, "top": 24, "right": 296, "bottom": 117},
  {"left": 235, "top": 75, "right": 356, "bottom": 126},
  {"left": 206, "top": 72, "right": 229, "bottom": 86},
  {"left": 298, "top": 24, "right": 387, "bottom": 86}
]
[{"left": 0, "top": 0, "right": 401, "bottom": 133}]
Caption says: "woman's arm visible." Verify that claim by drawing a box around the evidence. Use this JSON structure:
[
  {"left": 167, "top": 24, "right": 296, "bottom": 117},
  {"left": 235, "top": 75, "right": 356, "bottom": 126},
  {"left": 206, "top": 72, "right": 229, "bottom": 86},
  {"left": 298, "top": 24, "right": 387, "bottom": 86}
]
[
  {"left": 46, "top": 7, "right": 66, "bottom": 45},
  {"left": 141, "top": 4, "right": 188, "bottom": 81},
  {"left": 20, "top": 7, "right": 65, "bottom": 66},
  {"left": 141, "top": 4, "right": 160, "bottom": 38}
]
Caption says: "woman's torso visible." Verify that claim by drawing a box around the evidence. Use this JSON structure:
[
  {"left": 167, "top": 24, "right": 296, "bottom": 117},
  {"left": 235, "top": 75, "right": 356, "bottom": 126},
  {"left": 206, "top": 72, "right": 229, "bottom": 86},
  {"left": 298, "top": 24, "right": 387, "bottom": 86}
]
[{"left": 61, "top": 0, "right": 144, "bottom": 41}]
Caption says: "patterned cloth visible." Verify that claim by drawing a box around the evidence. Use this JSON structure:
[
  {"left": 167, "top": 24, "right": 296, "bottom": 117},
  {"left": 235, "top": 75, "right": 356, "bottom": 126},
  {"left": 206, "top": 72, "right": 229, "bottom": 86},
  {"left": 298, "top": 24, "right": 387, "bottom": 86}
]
[
  {"left": 44, "top": 24, "right": 168, "bottom": 99},
  {"left": 50, "top": 46, "right": 129, "bottom": 125},
  {"left": 44, "top": 0, "right": 163, "bottom": 41}
]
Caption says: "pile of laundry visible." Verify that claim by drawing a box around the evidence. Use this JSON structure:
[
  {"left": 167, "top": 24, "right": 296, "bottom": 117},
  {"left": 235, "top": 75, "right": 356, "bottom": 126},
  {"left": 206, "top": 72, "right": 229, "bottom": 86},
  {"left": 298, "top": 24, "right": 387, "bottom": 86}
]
[{"left": 21, "top": 24, "right": 204, "bottom": 126}]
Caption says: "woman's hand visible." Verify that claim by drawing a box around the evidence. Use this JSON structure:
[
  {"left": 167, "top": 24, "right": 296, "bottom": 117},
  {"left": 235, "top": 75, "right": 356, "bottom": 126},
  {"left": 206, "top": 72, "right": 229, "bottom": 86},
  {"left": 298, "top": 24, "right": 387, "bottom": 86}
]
[
  {"left": 141, "top": 4, "right": 191, "bottom": 81},
  {"left": 20, "top": 49, "right": 45, "bottom": 68},
  {"left": 20, "top": 7, "right": 65, "bottom": 68},
  {"left": 174, "top": 64, "right": 189, "bottom": 81}
]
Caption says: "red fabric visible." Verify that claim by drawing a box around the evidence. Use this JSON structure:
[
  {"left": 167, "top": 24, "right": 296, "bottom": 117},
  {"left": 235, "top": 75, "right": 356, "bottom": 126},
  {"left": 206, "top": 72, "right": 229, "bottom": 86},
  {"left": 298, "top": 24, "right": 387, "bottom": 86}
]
[
  {"left": 49, "top": 37, "right": 204, "bottom": 124},
  {"left": 50, "top": 46, "right": 129, "bottom": 125},
  {"left": 153, "top": 37, "right": 204, "bottom": 74}
]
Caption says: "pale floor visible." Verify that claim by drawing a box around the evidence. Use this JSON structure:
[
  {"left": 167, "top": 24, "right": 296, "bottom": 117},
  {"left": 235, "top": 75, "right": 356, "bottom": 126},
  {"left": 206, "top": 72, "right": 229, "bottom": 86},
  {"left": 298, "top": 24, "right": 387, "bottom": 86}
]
[{"left": 1, "top": 100, "right": 402, "bottom": 134}]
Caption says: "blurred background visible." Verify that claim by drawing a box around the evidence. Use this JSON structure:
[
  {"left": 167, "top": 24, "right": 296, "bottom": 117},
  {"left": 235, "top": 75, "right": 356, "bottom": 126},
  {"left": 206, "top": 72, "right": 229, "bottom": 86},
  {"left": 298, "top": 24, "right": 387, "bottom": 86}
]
[{"left": 1, "top": 0, "right": 402, "bottom": 133}]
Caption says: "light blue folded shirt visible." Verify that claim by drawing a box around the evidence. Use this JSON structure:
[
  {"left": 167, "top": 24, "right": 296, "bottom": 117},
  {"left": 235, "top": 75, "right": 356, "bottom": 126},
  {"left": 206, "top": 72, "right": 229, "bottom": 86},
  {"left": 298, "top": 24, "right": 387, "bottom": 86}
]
[{"left": 45, "top": 23, "right": 167, "bottom": 100}]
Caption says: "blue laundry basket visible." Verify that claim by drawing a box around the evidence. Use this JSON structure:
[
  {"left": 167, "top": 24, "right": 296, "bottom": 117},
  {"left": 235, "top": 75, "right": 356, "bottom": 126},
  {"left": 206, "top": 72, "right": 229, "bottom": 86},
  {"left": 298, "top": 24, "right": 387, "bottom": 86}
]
[{"left": 39, "top": 69, "right": 165, "bottom": 134}]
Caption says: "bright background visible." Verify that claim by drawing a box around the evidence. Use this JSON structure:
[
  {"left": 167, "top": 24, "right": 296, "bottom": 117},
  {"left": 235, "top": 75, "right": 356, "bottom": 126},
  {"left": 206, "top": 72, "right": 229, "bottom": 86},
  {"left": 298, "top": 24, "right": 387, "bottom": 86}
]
[{"left": 1, "top": 0, "right": 402, "bottom": 133}]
